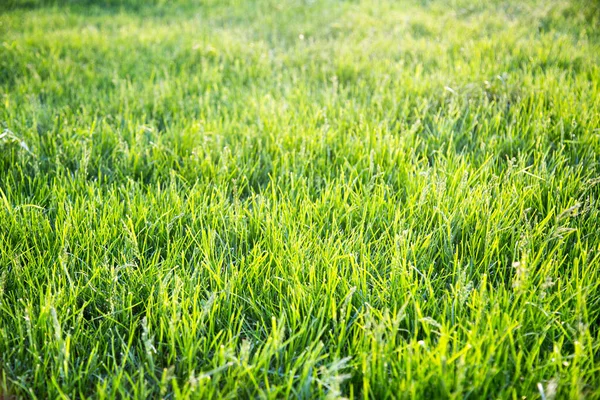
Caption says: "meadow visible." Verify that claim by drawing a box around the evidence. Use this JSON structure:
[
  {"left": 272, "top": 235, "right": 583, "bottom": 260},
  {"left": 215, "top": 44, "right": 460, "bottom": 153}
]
[{"left": 1, "top": 0, "right": 599, "bottom": 398}]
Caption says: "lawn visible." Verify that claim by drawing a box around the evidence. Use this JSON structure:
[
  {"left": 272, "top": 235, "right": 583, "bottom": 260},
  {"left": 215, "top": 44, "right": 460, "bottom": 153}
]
[{"left": 1, "top": 0, "right": 599, "bottom": 398}]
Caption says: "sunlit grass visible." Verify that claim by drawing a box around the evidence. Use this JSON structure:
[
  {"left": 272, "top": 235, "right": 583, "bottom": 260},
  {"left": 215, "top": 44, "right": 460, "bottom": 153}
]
[{"left": 1, "top": 0, "right": 599, "bottom": 398}]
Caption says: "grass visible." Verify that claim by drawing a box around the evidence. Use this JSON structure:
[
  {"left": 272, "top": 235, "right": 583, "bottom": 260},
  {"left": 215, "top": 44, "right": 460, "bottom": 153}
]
[{"left": 1, "top": 0, "right": 600, "bottom": 398}]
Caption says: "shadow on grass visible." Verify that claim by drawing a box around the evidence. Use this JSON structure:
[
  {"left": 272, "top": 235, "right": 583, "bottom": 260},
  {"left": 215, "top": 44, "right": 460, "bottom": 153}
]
[{"left": 0, "top": 0, "right": 213, "bottom": 16}]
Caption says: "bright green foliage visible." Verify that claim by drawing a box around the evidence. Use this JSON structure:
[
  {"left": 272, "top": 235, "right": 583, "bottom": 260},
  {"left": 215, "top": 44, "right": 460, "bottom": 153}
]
[{"left": 1, "top": 0, "right": 599, "bottom": 398}]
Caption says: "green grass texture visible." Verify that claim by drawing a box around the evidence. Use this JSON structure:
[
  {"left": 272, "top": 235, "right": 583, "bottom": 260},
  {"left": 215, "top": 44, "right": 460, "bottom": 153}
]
[{"left": 1, "top": 0, "right": 599, "bottom": 398}]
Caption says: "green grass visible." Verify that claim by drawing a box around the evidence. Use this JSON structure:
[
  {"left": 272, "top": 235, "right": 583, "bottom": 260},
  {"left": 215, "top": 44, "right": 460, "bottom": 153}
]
[{"left": 1, "top": 0, "right": 600, "bottom": 398}]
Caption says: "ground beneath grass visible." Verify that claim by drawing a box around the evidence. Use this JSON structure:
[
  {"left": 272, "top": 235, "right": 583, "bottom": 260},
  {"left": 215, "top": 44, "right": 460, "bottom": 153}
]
[{"left": 1, "top": 0, "right": 599, "bottom": 398}]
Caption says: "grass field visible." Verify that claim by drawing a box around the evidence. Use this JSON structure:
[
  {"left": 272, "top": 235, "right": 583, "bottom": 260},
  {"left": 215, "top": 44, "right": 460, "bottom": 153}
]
[{"left": 1, "top": 0, "right": 600, "bottom": 398}]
